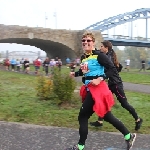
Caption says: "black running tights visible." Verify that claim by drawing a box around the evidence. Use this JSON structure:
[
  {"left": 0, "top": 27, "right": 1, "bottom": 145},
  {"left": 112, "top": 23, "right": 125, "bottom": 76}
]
[
  {"left": 78, "top": 91, "right": 130, "bottom": 145},
  {"left": 98, "top": 83, "right": 139, "bottom": 122}
]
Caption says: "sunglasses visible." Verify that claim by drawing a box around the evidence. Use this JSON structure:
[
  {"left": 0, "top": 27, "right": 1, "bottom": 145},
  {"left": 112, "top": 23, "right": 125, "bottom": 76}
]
[{"left": 82, "top": 39, "right": 93, "bottom": 42}]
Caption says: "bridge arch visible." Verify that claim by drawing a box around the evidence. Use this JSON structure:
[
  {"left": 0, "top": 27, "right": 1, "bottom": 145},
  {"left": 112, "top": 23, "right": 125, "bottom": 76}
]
[
  {"left": 0, "top": 38, "right": 76, "bottom": 62},
  {"left": 85, "top": 8, "right": 150, "bottom": 31},
  {"left": 0, "top": 24, "right": 103, "bottom": 62}
]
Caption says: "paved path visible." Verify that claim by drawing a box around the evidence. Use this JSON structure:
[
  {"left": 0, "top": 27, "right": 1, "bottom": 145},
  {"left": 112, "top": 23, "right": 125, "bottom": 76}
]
[
  {"left": 75, "top": 77, "right": 150, "bottom": 94},
  {"left": 0, "top": 121, "right": 150, "bottom": 150},
  {"left": 123, "top": 82, "right": 150, "bottom": 94}
]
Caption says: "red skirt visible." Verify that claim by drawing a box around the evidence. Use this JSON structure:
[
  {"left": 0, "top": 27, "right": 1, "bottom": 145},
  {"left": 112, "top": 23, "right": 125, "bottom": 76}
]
[{"left": 80, "top": 81, "right": 115, "bottom": 117}]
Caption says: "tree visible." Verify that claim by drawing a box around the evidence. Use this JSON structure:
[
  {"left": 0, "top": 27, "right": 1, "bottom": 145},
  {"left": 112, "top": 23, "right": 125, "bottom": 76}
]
[{"left": 123, "top": 46, "right": 149, "bottom": 68}]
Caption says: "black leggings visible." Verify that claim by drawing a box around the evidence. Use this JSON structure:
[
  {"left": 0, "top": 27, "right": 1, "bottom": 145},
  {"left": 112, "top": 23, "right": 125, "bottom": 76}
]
[
  {"left": 78, "top": 91, "right": 130, "bottom": 145},
  {"left": 98, "top": 83, "right": 138, "bottom": 122},
  {"left": 45, "top": 66, "right": 49, "bottom": 75}
]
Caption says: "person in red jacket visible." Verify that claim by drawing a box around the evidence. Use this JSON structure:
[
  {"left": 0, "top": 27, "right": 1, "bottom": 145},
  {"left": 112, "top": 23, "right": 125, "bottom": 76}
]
[
  {"left": 34, "top": 58, "right": 41, "bottom": 74},
  {"left": 4, "top": 58, "right": 10, "bottom": 70}
]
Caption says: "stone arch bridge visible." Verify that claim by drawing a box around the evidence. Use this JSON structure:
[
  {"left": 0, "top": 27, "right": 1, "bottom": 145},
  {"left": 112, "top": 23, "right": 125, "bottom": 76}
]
[{"left": 0, "top": 24, "right": 103, "bottom": 62}]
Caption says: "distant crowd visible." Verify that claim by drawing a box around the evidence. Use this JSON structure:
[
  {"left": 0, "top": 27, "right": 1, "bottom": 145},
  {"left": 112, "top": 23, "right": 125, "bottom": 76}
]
[{"left": 1, "top": 57, "right": 81, "bottom": 76}]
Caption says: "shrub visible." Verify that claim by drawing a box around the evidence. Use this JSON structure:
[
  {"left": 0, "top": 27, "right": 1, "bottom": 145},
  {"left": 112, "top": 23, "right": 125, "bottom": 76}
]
[
  {"left": 36, "top": 75, "right": 54, "bottom": 100},
  {"left": 52, "top": 68, "right": 76, "bottom": 105},
  {"left": 35, "top": 68, "right": 77, "bottom": 105}
]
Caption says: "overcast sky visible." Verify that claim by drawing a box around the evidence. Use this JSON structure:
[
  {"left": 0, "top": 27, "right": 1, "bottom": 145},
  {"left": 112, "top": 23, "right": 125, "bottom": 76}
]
[{"left": 0, "top": 0, "right": 150, "bottom": 55}]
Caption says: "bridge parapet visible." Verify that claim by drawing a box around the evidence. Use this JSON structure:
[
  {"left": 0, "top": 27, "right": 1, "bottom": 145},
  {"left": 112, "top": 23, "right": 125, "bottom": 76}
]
[{"left": 102, "top": 34, "right": 150, "bottom": 42}]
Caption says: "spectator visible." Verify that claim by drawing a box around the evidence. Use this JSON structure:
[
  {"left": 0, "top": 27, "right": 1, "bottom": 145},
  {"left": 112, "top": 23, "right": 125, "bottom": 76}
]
[
  {"left": 147, "top": 61, "right": 150, "bottom": 70},
  {"left": 55, "top": 57, "right": 59, "bottom": 62},
  {"left": 139, "top": 60, "right": 146, "bottom": 72},
  {"left": 125, "top": 58, "right": 130, "bottom": 71},
  {"left": 43, "top": 57, "right": 50, "bottom": 76},
  {"left": 56, "top": 59, "right": 62, "bottom": 71},
  {"left": 16, "top": 59, "right": 21, "bottom": 72},
  {"left": 49, "top": 59, "right": 56, "bottom": 74},
  {"left": 66, "top": 57, "right": 71, "bottom": 68},
  {"left": 70, "top": 61, "right": 76, "bottom": 72},
  {"left": 34, "top": 58, "right": 41, "bottom": 74},
  {"left": 76, "top": 57, "right": 80, "bottom": 68},
  {"left": 10, "top": 58, "right": 17, "bottom": 71},
  {"left": 4, "top": 58, "right": 10, "bottom": 70},
  {"left": 24, "top": 58, "right": 30, "bottom": 74}
]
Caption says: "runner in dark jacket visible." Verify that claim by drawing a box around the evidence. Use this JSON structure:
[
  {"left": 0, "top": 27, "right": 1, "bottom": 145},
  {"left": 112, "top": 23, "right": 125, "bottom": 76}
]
[
  {"left": 90, "top": 40, "right": 143, "bottom": 131},
  {"left": 43, "top": 57, "right": 50, "bottom": 75},
  {"left": 66, "top": 33, "right": 136, "bottom": 150}
]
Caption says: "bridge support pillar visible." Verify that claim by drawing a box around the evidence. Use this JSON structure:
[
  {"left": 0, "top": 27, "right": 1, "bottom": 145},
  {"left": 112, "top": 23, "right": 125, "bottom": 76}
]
[
  {"left": 130, "top": 21, "right": 133, "bottom": 39},
  {"left": 6, "top": 50, "right": 9, "bottom": 59},
  {"left": 38, "top": 51, "right": 40, "bottom": 58},
  {"left": 146, "top": 18, "right": 148, "bottom": 40}
]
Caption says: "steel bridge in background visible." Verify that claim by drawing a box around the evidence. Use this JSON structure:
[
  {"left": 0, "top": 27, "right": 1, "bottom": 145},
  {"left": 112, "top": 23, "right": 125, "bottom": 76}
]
[
  {"left": 102, "top": 34, "right": 150, "bottom": 47},
  {"left": 2, "top": 50, "right": 41, "bottom": 60},
  {"left": 8, "top": 51, "right": 40, "bottom": 56},
  {"left": 85, "top": 8, "right": 150, "bottom": 47}
]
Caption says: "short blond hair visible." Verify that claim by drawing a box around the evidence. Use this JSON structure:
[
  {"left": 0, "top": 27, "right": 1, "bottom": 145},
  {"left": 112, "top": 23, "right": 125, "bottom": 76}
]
[{"left": 82, "top": 32, "right": 95, "bottom": 42}]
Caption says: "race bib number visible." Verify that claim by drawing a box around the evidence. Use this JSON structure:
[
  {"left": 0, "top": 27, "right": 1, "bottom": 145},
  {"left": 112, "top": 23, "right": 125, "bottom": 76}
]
[{"left": 80, "top": 62, "right": 89, "bottom": 74}]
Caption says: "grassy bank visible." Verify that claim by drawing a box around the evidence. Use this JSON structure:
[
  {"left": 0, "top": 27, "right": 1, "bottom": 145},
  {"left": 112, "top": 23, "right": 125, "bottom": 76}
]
[
  {"left": 0, "top": 70, "right": 150, "bottom": 134},
  {"left": 120, "top": 71, "right": 150, "bottom": 85}
]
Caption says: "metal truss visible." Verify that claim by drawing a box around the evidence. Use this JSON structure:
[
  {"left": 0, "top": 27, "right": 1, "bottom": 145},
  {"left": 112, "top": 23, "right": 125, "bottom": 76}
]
[
  {"left": 85, "top": 8, "right": 150, "bottom": 31},
  {"left": 8, "top": 51, "right": 39, "bottom": 56}
]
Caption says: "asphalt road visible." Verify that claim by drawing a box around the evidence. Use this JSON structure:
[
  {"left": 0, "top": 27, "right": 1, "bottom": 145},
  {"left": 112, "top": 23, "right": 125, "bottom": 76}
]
[
  {"left": 123, "top": 82, "right": 150, "bottom": 94},
  {"left": 75, "top": 77, "right": 150, "bottom": 94},
  {"left": 0, "top": 121, "right": 150, "bottom": 150}
]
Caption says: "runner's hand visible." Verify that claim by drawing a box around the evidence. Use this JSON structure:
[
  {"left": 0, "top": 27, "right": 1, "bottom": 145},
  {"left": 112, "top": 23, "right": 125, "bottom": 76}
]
[
  {"left": 70, "top": 72, "right": 75, "bottom": 77},
  {"left": 90, "top": 77, "right": 102, "bottom": 85}
]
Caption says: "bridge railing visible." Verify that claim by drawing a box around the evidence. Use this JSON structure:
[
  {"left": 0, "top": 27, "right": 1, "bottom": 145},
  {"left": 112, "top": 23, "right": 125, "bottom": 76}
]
[{"left": 102, "top": 34, "right": 150, "bottom": 42}]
